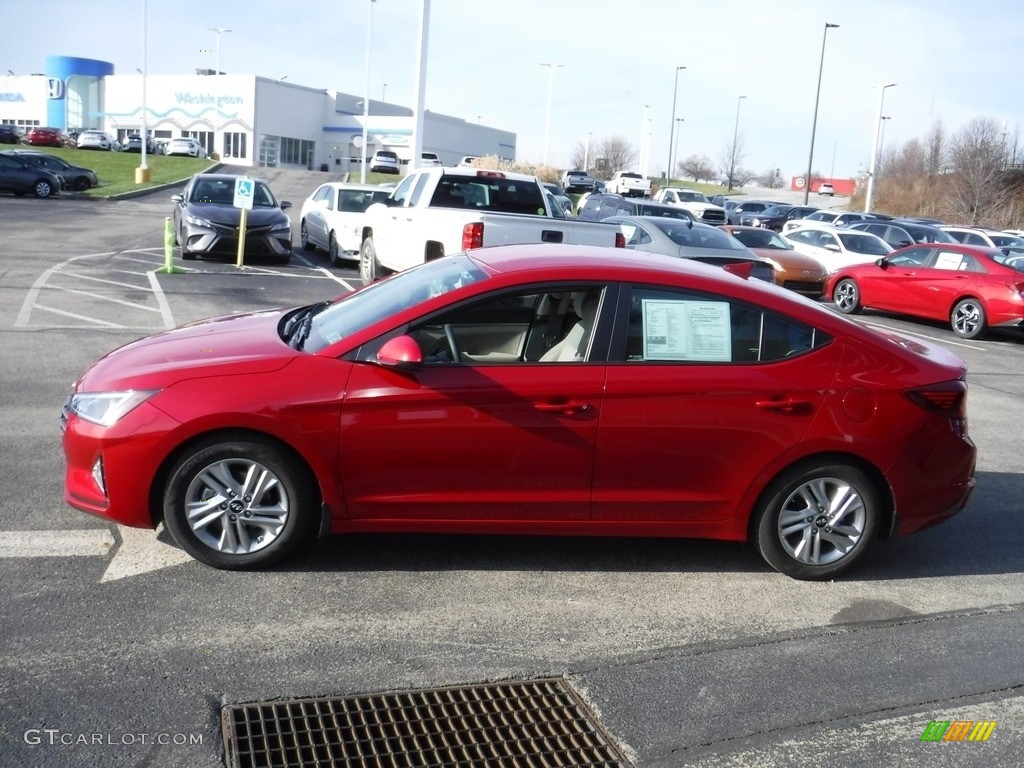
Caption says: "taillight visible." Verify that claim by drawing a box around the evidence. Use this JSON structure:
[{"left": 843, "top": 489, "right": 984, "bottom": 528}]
[
  {"left": 462, "top": 222, "right": 484, "bottom": 250},
  {"left": 905, "top": 379, "right": 968, "bottom": 435},
  {"left": 615, "top": 232, "right": 625, "bottom": 248}
]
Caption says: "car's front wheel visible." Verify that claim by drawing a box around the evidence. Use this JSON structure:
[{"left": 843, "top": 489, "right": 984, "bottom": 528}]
[
  {"left": 359, "top": 235, "right": 382, "bottom": 286},
  {"left": 951, "top": 298, "right": 986, "bottom": 339},
  {"left": 72, "top": 176, "right": 91, "bottom": 191},
  {"left": 33, "top": 179, "right": 54, "bottom": 198},
  {"left": 754, "top": 462, "right": 880, "bottom": 580},
  {"left": 328, "top": 232, "right": 342, "bottom": 266},
  {"left": 833, "top": 278, "right": 862, "bottom": 314},
  {"left": 300, "top": 220, "right": 315, "bottom": 252},
  {"left": 162, "top": 435, "right": 315, "bottom": 570}
]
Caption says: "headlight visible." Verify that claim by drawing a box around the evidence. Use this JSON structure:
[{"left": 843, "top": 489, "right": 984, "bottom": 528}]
[
  {"left": 270, "top": 221, "right": 291, "bottom": 233},
  {"left": 751, "top": 218, "right": 762, "bottom": 227},
  {"left": 185, "top": 213, "right": 212, "bottom": 228},
  {"left": 68, "top": 390, "right": 159, "bottom": 427}
]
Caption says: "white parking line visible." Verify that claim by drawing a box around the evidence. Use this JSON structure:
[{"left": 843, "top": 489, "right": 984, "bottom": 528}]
[
  {"left": 0, "top": 529, "right": 115, "bottom": 558},
  {"left": 31, "top": 304, "right": 128, "bottom": 327},
  {"left": 861, "top": 320, "right": 988, "bottom": 351}
]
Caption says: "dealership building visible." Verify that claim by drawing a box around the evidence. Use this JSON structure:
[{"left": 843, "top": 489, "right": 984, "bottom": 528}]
[{"left": 0, "top": 56, "right": 516, "bottom": 172}]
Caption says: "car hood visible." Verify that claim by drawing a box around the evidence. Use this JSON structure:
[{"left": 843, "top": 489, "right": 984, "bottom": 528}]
[
  {"left": 746, "top": 247, "right": 827, "bottom": 273},
  {"left": 74, "top": 310, "right": 296, "bottom": 392},
  {"left": 186, "top": 203, "right": 288, "bottom": 226}
]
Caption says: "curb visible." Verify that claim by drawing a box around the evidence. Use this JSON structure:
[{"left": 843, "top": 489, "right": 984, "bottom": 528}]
[{"left": 105, "top": 162, "right": 225, "bottom": 201}]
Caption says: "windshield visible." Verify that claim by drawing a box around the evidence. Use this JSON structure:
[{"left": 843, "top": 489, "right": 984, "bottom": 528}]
[
  {"left": 730, "top": 228, "right": 790, "bottom": 250},
  {"left": 837, "top": 232, "right": 894, "bottom": 255},
  {"left": 655, "top": 222, "right": 748, "bottom": 251},
  {"left": 760, "top": 206, "right": 790, "bottom": 216},
  {"left": 989, "top": 234, "right": 1024, "bottom": 248},
  {"left": 302, "top": 255, "right": 488, "bottom": 353}
]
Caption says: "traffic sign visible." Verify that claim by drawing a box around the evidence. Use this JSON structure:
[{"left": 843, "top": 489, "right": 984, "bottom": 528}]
[{"left": 233, "top": 177, "right": 254, "bottom": 210}]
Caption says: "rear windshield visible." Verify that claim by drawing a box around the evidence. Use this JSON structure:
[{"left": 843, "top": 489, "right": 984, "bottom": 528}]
[{"left": 430, "top": 174, "right": 546, "bottom": 215}]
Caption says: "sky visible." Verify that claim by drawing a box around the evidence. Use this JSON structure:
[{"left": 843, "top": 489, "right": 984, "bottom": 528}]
[{"left": 4, "top": 0, "right": 1022, "bottom": 181}]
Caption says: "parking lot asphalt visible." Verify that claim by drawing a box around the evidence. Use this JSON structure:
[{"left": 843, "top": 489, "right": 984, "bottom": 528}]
[{"left": 0, "top": 177, "right": 1022, "bottom": 767}]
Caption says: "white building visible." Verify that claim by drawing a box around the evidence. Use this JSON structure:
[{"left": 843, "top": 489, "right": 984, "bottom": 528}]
[{"left": 0, "top": 56, "right": 516, "bottom": 172}]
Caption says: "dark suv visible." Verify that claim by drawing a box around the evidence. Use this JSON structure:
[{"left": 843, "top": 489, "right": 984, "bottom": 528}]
[{"left": 578, "top": 193, "right": 694, "bottom": 223}]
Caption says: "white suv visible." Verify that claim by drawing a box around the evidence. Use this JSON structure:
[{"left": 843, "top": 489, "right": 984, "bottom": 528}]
[
  {"left": 369, "top": 150, "right": 400, "bottom": 174},
  {"left": 941, "top": 226, "right": 1024, "bottom": 249}
]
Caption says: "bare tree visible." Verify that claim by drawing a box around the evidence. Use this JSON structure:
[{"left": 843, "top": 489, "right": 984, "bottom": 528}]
[
  {"left": 679, "top": 154, "right": 716, "bottom": 183},
  {"left": 593, "top": 135, "right": 638, "bottom": 177},
  {"left": 947, "top": 117, "right": 1011, "bottom": 224},
  {"left": 718, "top": 132, "right": 748, "bottom": 191},
  {"left": 754, "top": 167, "right": 785, "bottom": 189}
]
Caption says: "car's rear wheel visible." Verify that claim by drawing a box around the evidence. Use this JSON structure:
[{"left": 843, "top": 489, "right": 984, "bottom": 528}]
[
  {"left": 33, "top": 179, "right": 54, "bottom": 198},
  {"left": 754, "top": 462, "right": 879, "bottom": 580},
  {"left": 833, "top": 278, "right": 861, "bottom": 314},
  {"left": 359, "top": 235, "right": 381, "bottom": 286},
  {"left": 951, "top": 298, "right": 986, "bottom": 339},
  {"left": 163, "top": 436, "right": 314, "bottom": 570},
  {"left": 300, "top": 220, "right": 315, "bottom": 252}
]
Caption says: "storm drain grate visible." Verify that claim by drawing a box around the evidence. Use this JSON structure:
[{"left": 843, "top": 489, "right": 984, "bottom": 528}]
[{"left": 221, "top": 677, "right": 631, "bottom": 768}]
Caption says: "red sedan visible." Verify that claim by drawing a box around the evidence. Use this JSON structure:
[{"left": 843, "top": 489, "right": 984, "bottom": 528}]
[
  {"left": 25, "top": 126, "right": 64, "bottom": 147},
  {"left": 829, "top": 243, "right": 1024, "bottom": 339},
  {"left": 62, "top": 245, "right": 976, "bottom": 580}
]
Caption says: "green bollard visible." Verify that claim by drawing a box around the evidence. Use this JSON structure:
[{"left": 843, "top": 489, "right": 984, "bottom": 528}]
[{"left": 155, "top": 216, "right": 185, "bottom": 274}]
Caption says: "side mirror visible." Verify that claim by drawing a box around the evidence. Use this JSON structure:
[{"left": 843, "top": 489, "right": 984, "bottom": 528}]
[
  {"left": 376, "top": 335, "right": 423, "bottom": 371},
  {"left": 876, "top": 257, "right": 889, "bottom": 268},
  {"left": 280, "top": 201, "right": 292, "bottom": 210},
  {"left": 824, "top": 244, "right": 841, "bottom": 253},
  {"left": 171, "top": 194, "right": 183, "bottom": 203}
]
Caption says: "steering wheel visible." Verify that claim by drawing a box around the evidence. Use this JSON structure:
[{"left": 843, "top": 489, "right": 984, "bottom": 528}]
[{"left": 443, "top": 324, "right": 462, "bottom": 363}]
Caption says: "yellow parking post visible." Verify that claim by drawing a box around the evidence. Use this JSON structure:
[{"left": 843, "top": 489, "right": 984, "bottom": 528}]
[{"left": 154, "top": 217, "right": 184, "bottom": 274}]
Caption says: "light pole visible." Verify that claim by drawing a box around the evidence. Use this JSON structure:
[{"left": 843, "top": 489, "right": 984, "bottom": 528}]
[
  {"left": 137, "top": 0, "right": 150, "bottom": 183},
  {"left": 878, "top": 115, "right": 891, "bottom": 169},
  {"left": 864, "top": 83, "right": 896, "bottom": 212},
  {"left": 584, "top": 131, "right": 592, "bottom": 172},
  {"left": 360, "top": 0, "right": 377, "bottom": 183},
  {"left": 382, "top": 83, "right": 388, "bottom": 101},
  {"left": 673, "top": 118, "right": 684, "bottom": 179},
  {"left": 830, "top": 140, "right": 838, "bottom": 179},
  {"left": 207, "top": 27, "right": 231, "bottom": 75},
  {"left": 667, "top": 65, "right": 685, "bottom": 183},
  {"left": 728, "top": 95, "right": 746, "bottom": 191},
  {"left": 541, "top": 63, "right": 563, "bottom": 166},
  {"left": 803, "top": 22, "right": 839, "bottom": 204}
]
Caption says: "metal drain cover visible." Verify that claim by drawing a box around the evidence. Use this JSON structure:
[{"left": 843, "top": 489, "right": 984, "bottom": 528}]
[{"left": 221, "top": 677, "right": 631, "bottom": 768}]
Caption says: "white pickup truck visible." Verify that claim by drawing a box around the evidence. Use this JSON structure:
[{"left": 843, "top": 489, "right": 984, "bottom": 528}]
[
  {"left": 606, "top": 171, "right": 651, "bottom": 198},
  {"left": 651, "top": 187, "right": 728, "bottom": 225},
  {"left": 358, "top": 167, "right": 624, "bottom": 284}
]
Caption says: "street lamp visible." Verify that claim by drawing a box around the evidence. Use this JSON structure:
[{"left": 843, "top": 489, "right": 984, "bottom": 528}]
[
  {"left": 584, "top": 131, "right": 592, "bottom": 172},
  {"left": 137, "top": 0, "right": 150, "bottom": 183},
  {"left": 541, "top": 63, "right": 563, "bottom": 166},
  {"left": 673, "top": 118, "right": 684, "bottom": 180},
  {"left": 382, "top": 83, "right": 388, "bottom": 101},
  {"left": 207, "top": 27, "right": 231, "bottom": 75},
  {"left": 864, "top": 83, "right": 896, "bottom": 212},
  {"left": 878, "top": 115, "right": 891, "bottom": 175},
  {"left": 728, "top": 95, "right": 746, "bottom": 191},
  {"left": 667, "top": 65, "right": 686, "bottom": 183},
  {"left": 803, "top": 22, "right": 839, "bottom": 204},
  {"left": 360, "top": 0, "right": 377, "bottom": 183}
]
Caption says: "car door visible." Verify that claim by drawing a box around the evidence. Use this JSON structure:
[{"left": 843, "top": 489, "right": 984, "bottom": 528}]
[
  {"left": 593, "top": 284, "right": 840, "bottom": 524},
  {"left": 862, "top": 246, "right": 935, "bottom": 312},
  {"left": 910, "top": 248, "right": 982, "bottom": 322},
  {"left": 338, "top": 284, "right": 610, "bottom": 522}
]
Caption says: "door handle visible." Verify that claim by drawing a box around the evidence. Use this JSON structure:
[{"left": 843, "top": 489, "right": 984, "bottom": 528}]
[
  {"left": 755, "top": 397, "right": 812, "bottom": 414},
  {"left": 535, "top": 400, "right": 592, "bottom": 415}
]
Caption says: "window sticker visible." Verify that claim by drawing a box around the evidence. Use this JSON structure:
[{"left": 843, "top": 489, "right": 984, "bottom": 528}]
[
  {"left": 641, "top": 299, "right": 732, "bottom": 361},
  {"left": 934, "top": 251, "right": 965, "bottom": 270}
]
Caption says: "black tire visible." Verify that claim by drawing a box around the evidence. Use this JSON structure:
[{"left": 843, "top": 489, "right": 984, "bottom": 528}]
[
  {"left": 328, "top": 232, "right": 341, "bottom": 266},
  {"left": 300, "top": 220, "right": 315, "bottom": 252},
  {"left": 72, "top": 176, "right": 91, "bottom": 191},
  {"left": 754, "top": 462, "right": 879, "bottom": 580},
  {"left": 33, "top": 179, "right": 54, "bottom": 198},
  {"left": 832, "top": 278, "right": 862, "bottom": 314},
  {"left": 359, "top": 235, "right": 381, "bottom": 286},
  {"left": 162, "top": 436, "right": 314, "bottom": 570},
  {"left": 951, "top": 298, "right": 986, "bottom": 339}
]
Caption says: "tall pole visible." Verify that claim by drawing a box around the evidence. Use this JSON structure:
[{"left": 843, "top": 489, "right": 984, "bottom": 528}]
[
  {"left": 207, "top": 27, "right": 231, "bottom": 75},
  {"left": 674, "top": 118, "right": 684, "bottom": 179},
  {"left": 803, "top": 22, "right": 839, "bottom": 204},
  {"left": 584, "top": 131, "right": 592, "bottom": 172},
  {"left": 864, "top": 83, "right": 896, "bottom": 212},
  {"left": 878, "top": 115, "right": 891, "bottom": 176},
  {"left": 830, "top": 140, "right": 837, "bottom": 179},
  {"left": 541, "top": 63, "right": 563, "bottom": 166},
  {"left": 361, "top": 0, "right": 376, "bottom": 183},
  {"left": 141, "top": 0, "right": 147, "bottom": 172},
  {"left": 411, "top": 0, "right": 429, "bottom": 172},
  {"left": 728, "top": 95, "right": 746, "bottom": 191},
  {"left": 667, "top": 65, "right": 685, "bottom": 183}
]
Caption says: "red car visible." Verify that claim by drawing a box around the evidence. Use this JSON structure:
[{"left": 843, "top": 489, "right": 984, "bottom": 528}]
[
  {"left": 829, "top": 243, "right": 1024, "bottom": 339},
  {"left": 25, "top": 126, "right": 64, "bottom": 147},
  {"left": 62, "top": 245, "right": 976, "bottom": 580}
]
